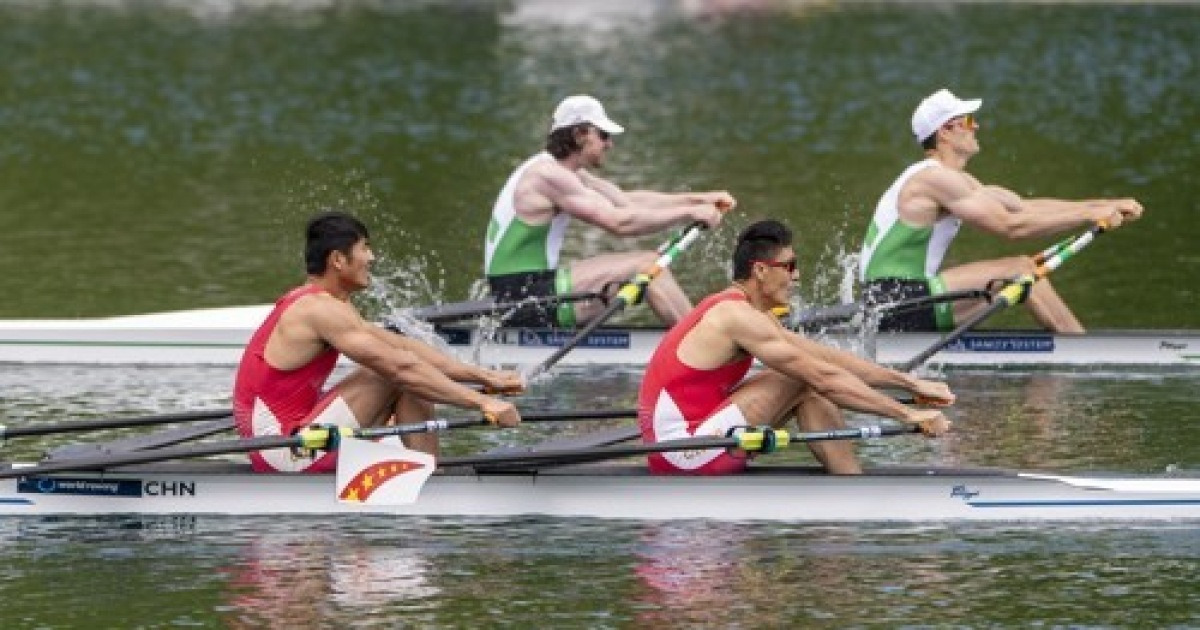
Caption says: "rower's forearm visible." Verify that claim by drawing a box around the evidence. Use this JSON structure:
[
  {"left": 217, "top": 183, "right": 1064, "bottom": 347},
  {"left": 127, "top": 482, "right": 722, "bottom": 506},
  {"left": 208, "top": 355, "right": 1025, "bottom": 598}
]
[
  {"left": 811, "top": 342, "right": 902, "bottom": 386},
  {"left": 810, "top": 371, "right": 913, "bottom": 421},
  {"left": 388, "top": 363, "right": 489, "bottom": 410},
  {"left": 1012, "top": 199, "right": 1108, "bottom": 237},
  {"left": 624, "top": 190, "right": 694, "bottom": 208}
]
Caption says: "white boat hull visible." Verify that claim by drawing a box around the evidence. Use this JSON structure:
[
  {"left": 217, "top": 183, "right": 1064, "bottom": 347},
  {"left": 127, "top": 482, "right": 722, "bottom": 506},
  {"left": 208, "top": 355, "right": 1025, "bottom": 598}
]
[
  {"left": 2, "top": 463, "right": 1199, "bottom": 521},
  {"left": 0, "top": 305, "right": 1196, "bottom": 367}
]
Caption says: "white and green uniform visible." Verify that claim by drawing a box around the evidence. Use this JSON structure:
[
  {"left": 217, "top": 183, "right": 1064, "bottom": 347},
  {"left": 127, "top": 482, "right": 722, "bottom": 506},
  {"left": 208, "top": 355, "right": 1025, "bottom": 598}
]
[
  {"left": 484, "top": 152, "right": 576, "bottom": 326},
  {"left": 485, "top": 152, "right": 572, "bottom": 276},
  {"left": 859, "top": 159, "right": 961, "bottom": 329}
]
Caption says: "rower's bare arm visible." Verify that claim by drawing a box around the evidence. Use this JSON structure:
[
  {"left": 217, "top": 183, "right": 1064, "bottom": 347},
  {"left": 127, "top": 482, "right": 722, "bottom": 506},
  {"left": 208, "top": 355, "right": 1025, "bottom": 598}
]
[
  {"left": 312, "top": 305, "right": 490, "bottom": 410},
  {"left": 931, "top": 170, "right": 1133, "bottom": 239},
  {"left": 549, "top": 169, "right": 722, "bottom": 236},
  {"left": 790, "top": 335, "right": 954, "bottom": 405},
  {"left": 721, "top": 309, "right": 914, "bottom": 421},
  {"left": 369, "top": 328, "right": 525, "bottom": 394}
]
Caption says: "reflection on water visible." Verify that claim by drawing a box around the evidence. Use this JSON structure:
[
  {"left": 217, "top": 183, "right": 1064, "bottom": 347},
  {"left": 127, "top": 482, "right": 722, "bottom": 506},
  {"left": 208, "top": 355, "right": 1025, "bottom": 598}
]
[{"left": 3, "top": 516, "right": 1198, "bottom": 627}]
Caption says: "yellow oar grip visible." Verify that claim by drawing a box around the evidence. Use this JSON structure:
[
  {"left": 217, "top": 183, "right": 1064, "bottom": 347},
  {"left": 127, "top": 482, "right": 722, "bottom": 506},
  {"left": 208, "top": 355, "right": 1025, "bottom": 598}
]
[
  {"left": 997, "top": 276, "right": 1034, "bottom": 305},
  {"left": 296, "top": 425, "right": 354, "bottom": 450},
  {"left": 736, "top": 428, "right": 790, "bottom": 452},
  {"left": 616, "top": 274, "right": 653, "bottom": 304}
]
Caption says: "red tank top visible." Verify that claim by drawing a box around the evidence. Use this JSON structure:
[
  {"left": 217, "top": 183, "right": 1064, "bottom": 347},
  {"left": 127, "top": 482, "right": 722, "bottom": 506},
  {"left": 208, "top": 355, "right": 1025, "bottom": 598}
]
[
  {"left": 638, "top": 289, "right": 753, "bottom": 431},
  {"left": 233, "top": 285, "right": 341, "bottom": 440}
]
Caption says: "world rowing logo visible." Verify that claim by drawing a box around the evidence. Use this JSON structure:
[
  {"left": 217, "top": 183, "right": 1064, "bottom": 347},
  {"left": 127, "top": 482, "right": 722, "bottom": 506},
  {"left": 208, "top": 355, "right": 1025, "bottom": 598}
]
[{"left": 338, "top": 460, "right": 427, "bottom": 503}]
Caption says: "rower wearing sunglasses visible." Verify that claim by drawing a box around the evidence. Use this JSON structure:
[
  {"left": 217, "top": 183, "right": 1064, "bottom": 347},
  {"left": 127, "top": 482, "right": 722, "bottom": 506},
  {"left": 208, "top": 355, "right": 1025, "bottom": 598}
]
[
  {"left": 858, "top": 88, "right": 1143, "bottom": 333},
  {"left": 483, "top": 94, "right": 732, "bottom": 329},
  {"left": 639, "top": 220, "right": 953, "bottom": 476}
]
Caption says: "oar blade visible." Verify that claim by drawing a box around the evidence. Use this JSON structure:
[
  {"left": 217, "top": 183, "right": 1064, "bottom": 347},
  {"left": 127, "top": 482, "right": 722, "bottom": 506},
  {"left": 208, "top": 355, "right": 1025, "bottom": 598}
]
[{"left": 335, "top": 437, "right": 435, "bottom": 505}]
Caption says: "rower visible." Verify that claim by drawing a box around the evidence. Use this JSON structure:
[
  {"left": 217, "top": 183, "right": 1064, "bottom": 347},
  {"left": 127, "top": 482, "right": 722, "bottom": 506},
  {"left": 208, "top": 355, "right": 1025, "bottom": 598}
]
[
  {"left": 859, "top": 88, "right": 1143, "bottom": 333},
  {"left": 483, "top": 94, "right": 732, "bottom": 328},
  {"left": 638, "top": 219, "right": 952, "bottom": 475},
  {"left": 232, "top": 212, "right": 522, "bottom": 473}
]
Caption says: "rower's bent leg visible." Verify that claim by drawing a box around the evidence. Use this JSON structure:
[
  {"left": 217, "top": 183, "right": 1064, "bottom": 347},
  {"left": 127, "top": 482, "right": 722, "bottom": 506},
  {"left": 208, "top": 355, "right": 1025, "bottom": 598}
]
[
  {"left": 567, "top": 252, "right": 693, "bottom": 326},
  {"left": 393, "top": 393, "right": 439, "bottom": 456},
  {"left": 792, "top": 391, "right": 861, "bottom": 475},
  {"left": 941, "top": 256, "right": 1084, "bottom": 333},
  {"left": 728, "top": 371, "right": 861, "bottom": 474},
  {"left": 642, "top": 268, "right": 692, "bottom": 326},
  {"left": 1027, "top": 278, "right": 1084, "bottom": 333}
]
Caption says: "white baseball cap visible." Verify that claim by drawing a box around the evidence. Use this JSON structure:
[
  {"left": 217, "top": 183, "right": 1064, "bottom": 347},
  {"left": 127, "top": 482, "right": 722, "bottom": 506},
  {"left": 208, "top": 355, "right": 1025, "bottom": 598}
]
[
  {"left": 550, "top": 95, "right": 625, "bottom": 134},
  {"left": 911, "top": 88, "right": 982, "bottom": 142}
]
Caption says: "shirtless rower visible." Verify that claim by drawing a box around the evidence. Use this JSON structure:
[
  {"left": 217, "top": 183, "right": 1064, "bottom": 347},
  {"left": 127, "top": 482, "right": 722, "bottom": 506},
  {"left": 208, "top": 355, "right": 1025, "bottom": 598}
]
[
  {"left": 639, "top": 219, "right": 952, "bottom": 475},
  {"left": 233, "top": 211, "right": 522, "bottom": 473},
  {"left": 484, "top": 94, "right": 731, "bottom": 328},
  {"left": 859, "top": 88, "right": 1143, "bottom": 333}
]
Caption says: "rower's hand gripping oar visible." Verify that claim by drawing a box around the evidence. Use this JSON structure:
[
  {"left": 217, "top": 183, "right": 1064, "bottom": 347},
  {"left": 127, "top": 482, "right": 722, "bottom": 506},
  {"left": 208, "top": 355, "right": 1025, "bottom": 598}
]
[
  {"left": 900, "top": 221, "right": 1109, "bottom": 372},
  {"left": 521, "top": 202, "right": 732, "bottom": 382}
]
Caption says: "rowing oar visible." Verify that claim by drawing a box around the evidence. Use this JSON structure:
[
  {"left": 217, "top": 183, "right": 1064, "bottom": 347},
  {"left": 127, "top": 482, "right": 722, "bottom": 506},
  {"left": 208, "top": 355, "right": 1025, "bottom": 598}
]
[
  {"left": 785, "top": 289, "right": 992, "bottom": 332},
  {"left": 0, "top": 409, "right": 232, "bottom": 441},
  {"left": 521, "top": 204, "right": 731, "bottom": 382},
  {"left": 439, "top": 424, "right": 921, "bottom": 470},
  {"left": 899, "top": 222, "right": 1109, "bottom": 372},
  {"left": 0, "top": 408, "right": 639, "bottom": 480},
  {"left": 5, "top": 407, "right": 635, "bottom": 444},
  {"left": 406, "top": 292, "right": 606, "bottom": 326}
]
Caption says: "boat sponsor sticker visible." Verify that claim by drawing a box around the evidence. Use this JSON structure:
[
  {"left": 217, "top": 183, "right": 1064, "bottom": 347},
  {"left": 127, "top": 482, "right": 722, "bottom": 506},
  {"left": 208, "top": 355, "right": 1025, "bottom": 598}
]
[
  {"left": 17, "top": 476, "right": 195, "bottom": 498},
  {"left": 436, "top": 327, "right": 632, "bottom": 349},
  {"left": 945, "top": 334, "right": 1054, "bottom": 353},
  {"left": 517, "top": 330, "right": 631, "bottom": 349}
]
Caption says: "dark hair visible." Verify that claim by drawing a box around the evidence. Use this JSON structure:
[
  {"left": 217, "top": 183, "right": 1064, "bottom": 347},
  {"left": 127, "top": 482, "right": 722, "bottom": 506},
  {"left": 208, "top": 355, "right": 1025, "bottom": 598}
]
[
  {"left": 305, "top": 211, "right": 369, "bottom": 274},
  {"left": 732, "top": 219, "right": 793, "bottom": 280},
  {"left": 545, "top": 124, "right": 589, "bottom": 159},
  {"left": 920, "top": 133, "right": 938, "bottom": 151}
]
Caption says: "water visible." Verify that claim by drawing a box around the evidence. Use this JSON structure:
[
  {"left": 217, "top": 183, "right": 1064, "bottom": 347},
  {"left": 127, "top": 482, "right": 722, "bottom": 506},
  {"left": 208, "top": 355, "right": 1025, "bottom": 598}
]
[
  {"left": 2, "top": 0, "right": 1200, "bottom": 627},
  {"left": 3, "top": 364, "right": 1200, "bottom": 627},
  {"left": 0, "top": 0, "right": 1196, "bottom": 328}
]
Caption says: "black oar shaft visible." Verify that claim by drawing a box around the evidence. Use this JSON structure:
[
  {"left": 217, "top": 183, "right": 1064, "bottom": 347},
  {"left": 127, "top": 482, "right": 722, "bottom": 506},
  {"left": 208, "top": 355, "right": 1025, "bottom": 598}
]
[
  {"left": 899, "top": 223, "right": 1107, "bottom": 372},
  {"left": 0, "top": 409, "right": 232, "bottom": 440},
  {"left": 0, "top": 434, "right": 301, "bottom": 480},
  {"left": 524, "top": 220, "right": 713, "bottom": 380},
  {"left": 898, "top": 297, "right": 1010, "bottom": 372}
]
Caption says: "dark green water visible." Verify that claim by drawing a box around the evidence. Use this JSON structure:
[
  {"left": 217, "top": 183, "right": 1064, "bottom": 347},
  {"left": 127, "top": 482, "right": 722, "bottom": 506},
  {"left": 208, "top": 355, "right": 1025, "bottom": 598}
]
[{"left": 0, "top": 0, "right": 1196, "bottom": 328}]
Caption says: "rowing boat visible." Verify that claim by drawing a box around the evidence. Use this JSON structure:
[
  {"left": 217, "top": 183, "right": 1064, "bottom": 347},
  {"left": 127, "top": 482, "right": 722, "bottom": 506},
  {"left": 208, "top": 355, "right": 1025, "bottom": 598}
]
[
  {"left": 2, "top": 461, "right": 1198, "bottom": 521},
  {"left": 0, "top": 304, "right": 1195, "bottom": 367}
]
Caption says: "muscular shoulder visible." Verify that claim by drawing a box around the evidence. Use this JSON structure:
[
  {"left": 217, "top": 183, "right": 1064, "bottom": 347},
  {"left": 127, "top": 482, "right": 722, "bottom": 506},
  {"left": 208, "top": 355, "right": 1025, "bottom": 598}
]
[
  {"left": 515, "top": 159, "right": 581, "bottom": 217},
  {"left": 900, "top": 164, "right": 980, "bottom": 221},
  {"left": 279, "top": 292, "right": 361, "bottom": 338},
  {"left": 703, "top": 297, "right": 772, "bottom": 337}
]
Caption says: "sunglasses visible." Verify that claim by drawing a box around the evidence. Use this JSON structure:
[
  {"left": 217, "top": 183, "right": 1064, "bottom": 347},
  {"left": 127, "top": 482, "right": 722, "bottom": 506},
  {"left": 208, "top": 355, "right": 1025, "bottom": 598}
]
[
  {"left": 946, "top": 114, "right": 978, "bottom": 131},
  {"left": 752, "top": 258, "right": 798, "bottom": 273}
]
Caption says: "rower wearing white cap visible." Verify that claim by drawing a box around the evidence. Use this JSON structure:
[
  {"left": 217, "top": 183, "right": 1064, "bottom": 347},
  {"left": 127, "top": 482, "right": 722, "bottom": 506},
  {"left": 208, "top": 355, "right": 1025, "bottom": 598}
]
[
  {"left": 858, "top": 88, "right": 1143, "bottom": 333},
  {"left": 483, "top": 94, "right": 733, "bottom": 328}
]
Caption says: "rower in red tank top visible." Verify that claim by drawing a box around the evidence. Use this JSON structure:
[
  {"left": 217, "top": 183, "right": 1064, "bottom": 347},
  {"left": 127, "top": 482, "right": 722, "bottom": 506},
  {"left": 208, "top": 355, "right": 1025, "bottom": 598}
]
[
  {"left": 231, "top": 212, "right": 525, "bottom": 473},
  {"left": 233, "top": 285, "right": 347, "bottom": 473},
  {"left": 638, "top": 289, "right": 754, "bottom": 474},
  {"left": 637, "top": 219, "right": 954, "bottom": 476}
]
